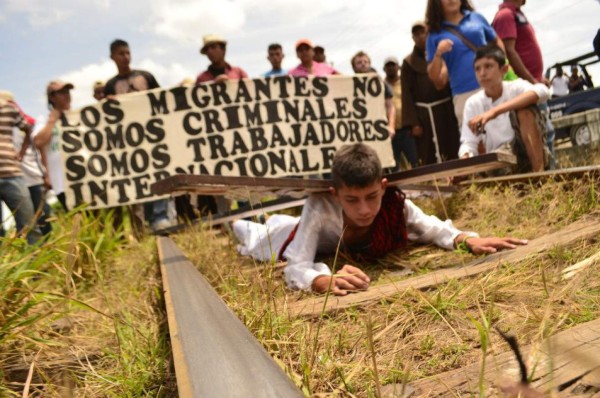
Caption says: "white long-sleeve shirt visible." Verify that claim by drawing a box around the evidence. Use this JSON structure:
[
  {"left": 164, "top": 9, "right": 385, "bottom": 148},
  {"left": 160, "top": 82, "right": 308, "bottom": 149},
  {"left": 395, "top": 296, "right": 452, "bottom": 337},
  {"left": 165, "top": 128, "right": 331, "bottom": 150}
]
[
  {"left": 233, "top": 192, "right": 469, "bottom": 291},
  {"left": 458, "top": 79, "right": 549, "bottom": 158}
]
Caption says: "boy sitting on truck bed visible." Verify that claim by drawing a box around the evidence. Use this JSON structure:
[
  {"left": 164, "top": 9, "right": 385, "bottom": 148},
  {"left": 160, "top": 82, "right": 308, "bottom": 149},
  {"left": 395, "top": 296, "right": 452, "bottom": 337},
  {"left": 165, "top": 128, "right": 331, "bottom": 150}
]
[
  {"left": 459, "top": 44, "right": 550, "bottom": 173},
  {"left": 233, "top": 143, "right": 527, "bottom": 295}
]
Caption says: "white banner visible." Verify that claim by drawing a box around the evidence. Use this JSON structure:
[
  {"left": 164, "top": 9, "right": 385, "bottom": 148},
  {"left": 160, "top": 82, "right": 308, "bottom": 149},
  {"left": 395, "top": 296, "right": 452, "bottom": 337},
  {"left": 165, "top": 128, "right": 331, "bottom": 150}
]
[{"left": 60, "top": 75, "right": 394, "bottom": 209}]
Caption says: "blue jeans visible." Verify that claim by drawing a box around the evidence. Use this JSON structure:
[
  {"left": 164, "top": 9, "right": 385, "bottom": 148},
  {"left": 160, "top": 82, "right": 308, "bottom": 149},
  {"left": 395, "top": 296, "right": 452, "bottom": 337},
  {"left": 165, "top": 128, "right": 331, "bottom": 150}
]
[
  {"left": 29, "top": 184, "right": 52, "bottom": 236},
  {"left": 392, "top": 127, "right": 419, "bottom": 169},
  {"left": 143, "top": 199, "right": 169, "bottom": 227},
  {"left": 538, "top": 103, "right": 556, "bottom": 169},
  {"left": 0, "top": 176, "right": 39, "bottom": 244}
]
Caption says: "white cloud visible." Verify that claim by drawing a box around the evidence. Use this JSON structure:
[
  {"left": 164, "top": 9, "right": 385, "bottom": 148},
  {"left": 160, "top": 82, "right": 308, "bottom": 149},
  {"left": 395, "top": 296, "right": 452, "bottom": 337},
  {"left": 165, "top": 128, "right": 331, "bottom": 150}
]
[
  {"left": 137, "top": 59, "right": 196, "bottom": 88},
  {"left": 58, "top": 60, "right": 115, "bottom": 109},
  {"left": 2, "top": 0, "right": 110, "bottom": 27},
  {"left": 149, "top": 0, "right": 246, "bottom": 42}
]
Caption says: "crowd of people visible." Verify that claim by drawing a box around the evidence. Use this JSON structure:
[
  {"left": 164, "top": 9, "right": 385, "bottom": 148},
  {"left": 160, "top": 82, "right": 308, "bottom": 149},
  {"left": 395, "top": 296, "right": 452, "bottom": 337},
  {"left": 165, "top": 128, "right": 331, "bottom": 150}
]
[{"left": 0, "top": 0, "right": 594, "bottom": 260}]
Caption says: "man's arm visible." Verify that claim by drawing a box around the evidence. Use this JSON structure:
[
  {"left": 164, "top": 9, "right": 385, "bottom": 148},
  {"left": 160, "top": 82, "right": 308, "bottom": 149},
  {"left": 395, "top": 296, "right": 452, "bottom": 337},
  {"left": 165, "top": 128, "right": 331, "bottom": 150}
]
[
  {"left": 427, "top": 48, "right": 450, "bottom": 90},
  {"left": 17, "top": 124, "right": 32, "bottom": 161},
  {"left": 504, "top": 39, "right": 537, "bottom": 84},
  {"left": 34, "top": 110, "right": 61, "bottom": 149},
  {"left": 385, "top": 98, "right": 395, "bottom": 137},
  {"left": 404, "top": 199, "right": 528, "bottom": 253},
  {"left": 467, "top": 83, "right": 548, "bottom": 133}
]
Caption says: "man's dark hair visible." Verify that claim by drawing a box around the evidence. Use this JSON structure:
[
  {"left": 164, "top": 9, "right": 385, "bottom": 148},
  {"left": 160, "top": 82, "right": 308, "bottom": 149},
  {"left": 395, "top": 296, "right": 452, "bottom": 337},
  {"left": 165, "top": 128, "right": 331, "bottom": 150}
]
[
  {"left": 268, "top": 43, "right": 282, "bottom": 52},
  {"left": 426, "top": 0, "right": 474, "bottom": 32},
  {"left": 110, "top": 39, "right": 129, "bottom": 54},
  {"left": 474, "top": 43, "right": 506, "bottom": 67},
  {"left": 332, "top": 143, "right": 382, "bottom": 189}
]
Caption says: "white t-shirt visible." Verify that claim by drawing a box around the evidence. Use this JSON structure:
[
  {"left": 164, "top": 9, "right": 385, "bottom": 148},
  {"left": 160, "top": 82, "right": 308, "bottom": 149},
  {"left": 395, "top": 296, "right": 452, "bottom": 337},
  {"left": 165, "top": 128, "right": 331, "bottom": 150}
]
[
  {"left": 459, "top": 79, "right": 549, "bottom": 158},
  {"left": 44, "top": 122, "right": 65, "bottom": 195},
  {"left": 233, "top": 192, "right": 465, "bottom": 291},
  {"left": 551, "top": 75, "right": 569, "bottom": 96},
  {"left": 12, "top": 125, "right": 44, "bottom": 187}
]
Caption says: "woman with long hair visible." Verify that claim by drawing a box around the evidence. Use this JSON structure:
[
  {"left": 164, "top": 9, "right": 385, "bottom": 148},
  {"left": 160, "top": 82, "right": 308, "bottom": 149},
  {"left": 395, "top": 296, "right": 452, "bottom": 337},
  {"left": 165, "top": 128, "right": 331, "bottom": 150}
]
[{"left": 425, "top": 0, "right": 504, "bottom": 128}]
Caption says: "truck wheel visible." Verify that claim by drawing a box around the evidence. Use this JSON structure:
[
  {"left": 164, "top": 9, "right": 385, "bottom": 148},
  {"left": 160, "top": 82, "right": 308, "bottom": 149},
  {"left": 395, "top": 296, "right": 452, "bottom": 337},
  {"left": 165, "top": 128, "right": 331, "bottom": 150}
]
[{"left": 570, "top": 124, "right": 591, "bottom": 146}]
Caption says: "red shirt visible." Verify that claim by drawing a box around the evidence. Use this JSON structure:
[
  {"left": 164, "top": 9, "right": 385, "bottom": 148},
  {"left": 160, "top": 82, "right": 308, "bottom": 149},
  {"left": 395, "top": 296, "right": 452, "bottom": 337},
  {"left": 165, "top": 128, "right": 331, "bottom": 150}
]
[
  {"left": 492, "top": 2, "right": 544, "bottom": 82},
  {"left": 196, "top": 63, "right": 248, "bottom": 84}
]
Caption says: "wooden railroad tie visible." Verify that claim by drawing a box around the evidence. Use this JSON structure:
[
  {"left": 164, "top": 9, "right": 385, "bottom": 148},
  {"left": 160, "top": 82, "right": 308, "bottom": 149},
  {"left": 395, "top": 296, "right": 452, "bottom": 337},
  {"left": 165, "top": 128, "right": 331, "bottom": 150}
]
[
  {"left": 151, "top": 152, "right": 516, "bottom": 200},
  {"left": 460, "top": 164, "right": 600, "bottom": 187},
  {"left": 287, "top": 216, "right": 600, "bottom": 318},
  {"left": 157, "top": 237, "right": 303, "bottom": 398},
  {"left": 409, "top": 317, "right": 600, "bottom": 396}
]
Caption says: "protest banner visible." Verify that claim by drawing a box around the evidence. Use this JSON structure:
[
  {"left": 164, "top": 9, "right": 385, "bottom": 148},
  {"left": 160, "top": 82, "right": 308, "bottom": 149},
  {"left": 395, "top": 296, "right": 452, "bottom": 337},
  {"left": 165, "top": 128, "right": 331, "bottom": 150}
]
[{"left": 59, "top": 75, "right": 394, "bottom": 209}]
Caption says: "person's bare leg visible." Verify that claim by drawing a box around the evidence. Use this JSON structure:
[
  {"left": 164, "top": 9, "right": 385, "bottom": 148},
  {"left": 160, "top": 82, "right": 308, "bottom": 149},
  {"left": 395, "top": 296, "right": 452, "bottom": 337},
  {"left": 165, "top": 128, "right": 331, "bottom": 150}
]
[{"left": 516, "top": 108, "right": 544, "bottom": 172}]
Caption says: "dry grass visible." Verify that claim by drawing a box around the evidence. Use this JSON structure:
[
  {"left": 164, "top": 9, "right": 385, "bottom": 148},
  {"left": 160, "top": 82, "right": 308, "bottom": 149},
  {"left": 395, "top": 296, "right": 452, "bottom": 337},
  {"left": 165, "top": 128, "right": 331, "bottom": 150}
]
[
  {"left": 173, "top": 176, "right": 600, "bottom": 396},
  {"left": 2, "top": 150, "right": 599, "bottom": 397}
]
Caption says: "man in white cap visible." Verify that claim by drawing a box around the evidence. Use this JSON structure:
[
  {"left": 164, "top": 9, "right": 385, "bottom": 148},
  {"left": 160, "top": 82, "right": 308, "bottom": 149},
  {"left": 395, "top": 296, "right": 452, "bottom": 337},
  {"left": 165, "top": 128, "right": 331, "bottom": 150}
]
[
  {"left": 196, "top": 34, "right": 248, "bottom": 84},
  {"left": 0, "top": 90, "right": 38, "bottom": 244},
  {"left": 34, "top": 80, "right": 75, "bottom": 211}
]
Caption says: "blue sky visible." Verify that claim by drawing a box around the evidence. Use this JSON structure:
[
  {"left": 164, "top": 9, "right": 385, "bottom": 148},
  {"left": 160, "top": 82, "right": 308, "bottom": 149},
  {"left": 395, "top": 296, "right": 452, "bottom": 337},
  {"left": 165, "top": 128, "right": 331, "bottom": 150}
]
[{"left": 1, "top": 0, "right": 599, "bottom": 123}]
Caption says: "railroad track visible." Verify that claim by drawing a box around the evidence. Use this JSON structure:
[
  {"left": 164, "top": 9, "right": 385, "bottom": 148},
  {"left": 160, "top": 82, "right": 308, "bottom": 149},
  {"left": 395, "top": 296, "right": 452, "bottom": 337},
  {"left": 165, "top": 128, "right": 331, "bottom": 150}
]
[{"left": 157, "top": 236, "right": 303, "bottom": 397}]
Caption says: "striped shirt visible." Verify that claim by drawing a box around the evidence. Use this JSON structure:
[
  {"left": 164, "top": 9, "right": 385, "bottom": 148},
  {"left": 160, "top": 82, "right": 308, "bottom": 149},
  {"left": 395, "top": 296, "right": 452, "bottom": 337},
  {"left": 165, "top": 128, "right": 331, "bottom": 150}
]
[{"left": 0, "top": 103, "right": 28, "bottom": 177}]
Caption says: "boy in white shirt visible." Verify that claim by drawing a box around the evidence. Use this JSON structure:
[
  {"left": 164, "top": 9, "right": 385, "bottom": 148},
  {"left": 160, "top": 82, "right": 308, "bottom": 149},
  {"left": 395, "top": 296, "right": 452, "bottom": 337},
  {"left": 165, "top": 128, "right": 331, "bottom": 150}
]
[
  {"left": 234, "top": 143, "right": 527, "bottom": 295},
  {"left": 459, "top": 44, "right": 549, "bottom": 172}
]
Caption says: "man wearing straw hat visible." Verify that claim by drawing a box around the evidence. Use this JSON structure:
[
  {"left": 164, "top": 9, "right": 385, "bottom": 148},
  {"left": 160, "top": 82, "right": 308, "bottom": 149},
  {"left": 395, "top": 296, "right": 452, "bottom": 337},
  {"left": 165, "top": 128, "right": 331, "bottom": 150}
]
[
  {"left": 0, "top": 90, "right": 38, "bottom": 244},
  {"left": 196, "top": 34, "right": 248, "bottom": 84},
  {"left": 400, "top": 21, "right": 460, "bottom": 165}
]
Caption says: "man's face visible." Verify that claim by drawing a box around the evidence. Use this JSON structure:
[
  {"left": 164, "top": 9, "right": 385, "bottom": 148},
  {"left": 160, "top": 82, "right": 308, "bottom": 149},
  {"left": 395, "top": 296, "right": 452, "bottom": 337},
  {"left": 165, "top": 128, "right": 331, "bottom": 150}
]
[
  {"left": 383, "top": 62, "right": 399, "bottom": 79},
  {"left": 353, "top": 55, "right": 371, "bottom": 74},
  {"left": 314, "top": 49, "right": 325, "bottom": 63},
  {"left": 267, "top": 48, "right": 284, "bottom": 69},
  {"left": 474, "top": 57, "right": 506, "bottom": 91},
  {"left": 331, "top": 179, "right": 387, "bottom": 228},
  {"left": 50, "top": 88, "right": 72, "bottom": 111},
  {"left": 296, "top": 44, "right": 314, "bottom": 63},
  {"left": 111, "top": 45, "right": 131, "bottom": 69},
  {"left": 93, "top": 88, "right": 105, "bottom": 101},
  {"left": 205, "top": 43, "right": 226, "bottom": 64},
  {"left": 412, "top": 27, "right": 427, "bottom": 49}
]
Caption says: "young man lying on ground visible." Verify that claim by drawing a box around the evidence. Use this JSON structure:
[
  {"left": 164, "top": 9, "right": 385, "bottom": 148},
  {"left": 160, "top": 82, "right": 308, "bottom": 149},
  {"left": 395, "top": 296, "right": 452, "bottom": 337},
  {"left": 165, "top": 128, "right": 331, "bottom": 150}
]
[
  {"left": 459, "top": 44, "right": 549, "bottom": 173},
  {"left": 233, "top": 143, "right": 527, "bottom": 295}
]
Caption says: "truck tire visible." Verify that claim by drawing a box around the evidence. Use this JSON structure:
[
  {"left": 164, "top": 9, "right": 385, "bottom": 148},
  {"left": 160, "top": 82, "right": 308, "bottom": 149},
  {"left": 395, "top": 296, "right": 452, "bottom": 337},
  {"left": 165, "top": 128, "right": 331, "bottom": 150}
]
[{"left": 570, "top": 123, "right": 592, "bottom": 146}]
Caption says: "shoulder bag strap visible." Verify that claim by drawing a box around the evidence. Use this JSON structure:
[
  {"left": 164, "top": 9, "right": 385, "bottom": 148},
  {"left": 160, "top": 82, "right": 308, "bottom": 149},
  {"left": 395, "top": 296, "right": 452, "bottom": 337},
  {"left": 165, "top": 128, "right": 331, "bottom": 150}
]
[{"left": 444, "top": 26, "right": 479, "bottom": 52}]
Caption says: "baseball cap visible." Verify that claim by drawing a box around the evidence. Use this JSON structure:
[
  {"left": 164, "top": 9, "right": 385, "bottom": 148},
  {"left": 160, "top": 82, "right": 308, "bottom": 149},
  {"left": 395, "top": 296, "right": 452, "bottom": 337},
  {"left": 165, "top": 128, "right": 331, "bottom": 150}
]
[
  {"left": 411, "top": 21, "right": 427, "bottom": 34},
  {"left": 383, "top": 56, "right": 399, "bottom": 66},
  {"left": 295, "top": 38, "right": 314, "bottom": 50},
  {"left": 47, "top": 80, "right": 74, "bottom": 96}
]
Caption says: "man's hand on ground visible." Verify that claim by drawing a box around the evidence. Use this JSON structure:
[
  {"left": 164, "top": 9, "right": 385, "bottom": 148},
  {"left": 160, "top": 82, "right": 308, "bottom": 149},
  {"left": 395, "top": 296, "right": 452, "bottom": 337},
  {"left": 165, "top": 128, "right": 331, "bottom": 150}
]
[
  {"left": 312, "top": 264, "right": 370, "bottom": 296},
  {"left": 466, "top": 237, "right": 528, "bottom": 255}
]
